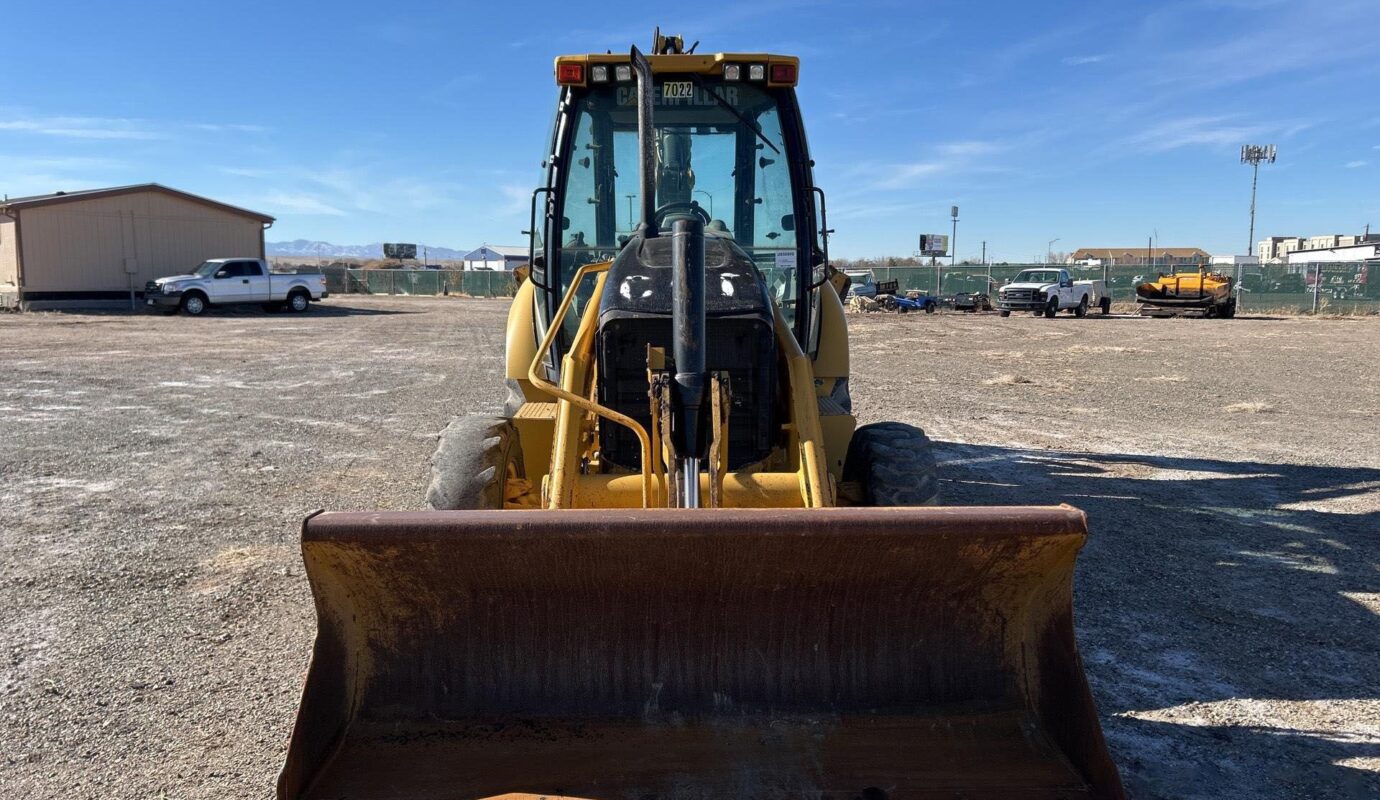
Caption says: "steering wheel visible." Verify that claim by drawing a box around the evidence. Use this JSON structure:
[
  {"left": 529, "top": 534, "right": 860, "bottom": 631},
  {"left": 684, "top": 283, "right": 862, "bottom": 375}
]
[{"left": 653, "top": 201, "right": 712, "bottom": 227}]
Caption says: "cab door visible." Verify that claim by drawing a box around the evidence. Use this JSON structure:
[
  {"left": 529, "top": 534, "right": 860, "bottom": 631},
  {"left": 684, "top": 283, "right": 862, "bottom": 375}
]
[
  {"left": 240, "top": 261, "right": 272, "bottom": 301},
  {"left": 209, "top": 261, "right": 259, "bottom": 303}
]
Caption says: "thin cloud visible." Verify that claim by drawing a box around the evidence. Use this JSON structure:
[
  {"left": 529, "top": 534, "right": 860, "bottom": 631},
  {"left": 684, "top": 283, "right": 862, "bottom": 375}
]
[
  {"left": 852, "top": 140, "right": 1008, "bottom": 190},
  {"left": 217, "top": 166, "right": 275, "bottom": 178},
  {"left": 1062, "top": 54, "right": 1107, "bottom": 66},
  {"left": 0, "top": 116, "right": 165, "bottom": 140},
  {"left": 187, "top": 123, "right": 269, "bottom": 134},
  {"left": 1123, "top": 115, "right": 1305, "bottom": 152},
  {"left": 261, "top": 192, "right": 346, "bottom": 216},
  {"left": 1344, "top": 160, "right": 1368, "bottom": 168}
]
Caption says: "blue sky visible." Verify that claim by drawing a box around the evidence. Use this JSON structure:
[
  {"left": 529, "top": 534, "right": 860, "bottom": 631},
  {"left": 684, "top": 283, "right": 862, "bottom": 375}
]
[{"left": 3, "top": 0, "right": 1376, "bottom": 261}]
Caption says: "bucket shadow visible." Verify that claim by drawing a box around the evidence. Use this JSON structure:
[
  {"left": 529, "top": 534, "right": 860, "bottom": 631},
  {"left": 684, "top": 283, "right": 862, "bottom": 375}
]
[{"left": 932, "top": 442, "right": 1380, "bottom": 799}]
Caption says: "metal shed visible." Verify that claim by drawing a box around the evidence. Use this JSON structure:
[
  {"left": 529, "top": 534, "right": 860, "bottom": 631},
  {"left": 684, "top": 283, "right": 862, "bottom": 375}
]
[{"left": 0, "top": 183, "right": 274, "bottom": 309}]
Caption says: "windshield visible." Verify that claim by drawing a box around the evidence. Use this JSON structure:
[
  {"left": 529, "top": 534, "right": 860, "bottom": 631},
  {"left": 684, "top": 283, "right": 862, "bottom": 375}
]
[
  {"left": 555, "top": 79, "right": 802, "bottom": 306},
  {"left": 193, "top": 261, "right": 223, "bottom": 277},
  {"left": 1013, "top": 270, "right": 1061, "bottom": 284}
]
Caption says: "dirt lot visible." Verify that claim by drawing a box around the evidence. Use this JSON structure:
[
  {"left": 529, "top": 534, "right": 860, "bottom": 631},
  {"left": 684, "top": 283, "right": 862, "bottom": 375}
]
[{"left": 2, "top": 295, "right": 1376, "bottom": 799}]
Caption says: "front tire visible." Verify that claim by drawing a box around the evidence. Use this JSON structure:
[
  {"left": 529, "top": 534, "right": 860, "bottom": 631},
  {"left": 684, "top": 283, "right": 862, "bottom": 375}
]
[
  {"left": 1043, "top": 297, "right": 1059, "bottom": 318},
  {"left": 999, "top": 309, "right": 1011, "bottom": 318},
  {"left": 843, "top": 421, "right": 939, "bottom": 506},
  {"left": 426, "top": 415, "right": 524, "bottom": 510},
  {"left": 181, "top": 293, "right": 208, "bottom": 316}
]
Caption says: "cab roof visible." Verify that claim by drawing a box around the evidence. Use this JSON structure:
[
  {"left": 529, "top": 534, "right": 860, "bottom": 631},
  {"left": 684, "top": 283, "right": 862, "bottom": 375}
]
[{"left": 553, "top": 52, "right": 800, "bottom": 87}]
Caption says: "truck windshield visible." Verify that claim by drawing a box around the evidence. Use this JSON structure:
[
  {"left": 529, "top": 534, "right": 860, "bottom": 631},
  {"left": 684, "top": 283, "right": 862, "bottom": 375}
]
[
  {"left": 193, "top": 261, "right": 223, "bottom": 277},
  {"left": 1014, "top": 270, "right": 1061, "bottom": 284},
  {"left": 555, "top": 79, "right": 802, "bottom": 307}
]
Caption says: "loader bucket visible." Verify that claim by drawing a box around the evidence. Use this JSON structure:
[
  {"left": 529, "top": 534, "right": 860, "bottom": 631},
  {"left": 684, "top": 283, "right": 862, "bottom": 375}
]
[{"left": 279, "top": 507, "right": 1124, "bottom": 800}]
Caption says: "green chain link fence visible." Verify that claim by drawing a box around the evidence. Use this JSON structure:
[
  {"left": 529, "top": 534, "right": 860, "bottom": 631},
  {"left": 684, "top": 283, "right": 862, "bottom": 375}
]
[{"left": 319, "top": 262, "right": 1378, "bottom": 314}]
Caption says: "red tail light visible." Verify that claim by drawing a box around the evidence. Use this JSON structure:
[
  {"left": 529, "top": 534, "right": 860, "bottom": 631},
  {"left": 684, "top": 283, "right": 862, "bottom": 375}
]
[
  {"left": 556, "top": 62, "right": 585, "bottom": 85},
  {"left": 770, "top": 63, "right": 798, "bottom": 85}
]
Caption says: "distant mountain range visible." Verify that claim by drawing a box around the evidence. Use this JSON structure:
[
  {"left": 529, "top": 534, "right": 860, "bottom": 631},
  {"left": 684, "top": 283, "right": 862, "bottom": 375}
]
[{"left": 266, "top": 240, "right": 468, "bottom": 260}]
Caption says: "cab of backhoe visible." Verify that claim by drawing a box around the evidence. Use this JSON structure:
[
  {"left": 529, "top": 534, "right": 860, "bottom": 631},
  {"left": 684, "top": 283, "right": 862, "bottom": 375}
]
[{"left": 526, "top": 49, "right": 831, "bottom": 362}]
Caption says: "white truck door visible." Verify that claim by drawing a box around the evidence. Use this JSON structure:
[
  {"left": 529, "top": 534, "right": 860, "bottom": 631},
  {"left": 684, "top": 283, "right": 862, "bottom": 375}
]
[
  {"left": 208, "top": 263, "right": 243, "bottom": 303},
  {"left": 244, "top": 260, "right": 272, "bottom": 301}
]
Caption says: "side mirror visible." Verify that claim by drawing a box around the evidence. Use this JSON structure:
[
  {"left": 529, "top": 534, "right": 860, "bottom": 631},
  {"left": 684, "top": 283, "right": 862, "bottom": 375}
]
[{"left": 214, "top": 270, "right": 228, "bottom": 279}]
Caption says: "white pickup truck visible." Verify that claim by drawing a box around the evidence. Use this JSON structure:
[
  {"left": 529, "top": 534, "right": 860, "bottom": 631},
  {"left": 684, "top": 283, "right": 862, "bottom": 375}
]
[
  {"left": 145, "top": 258, "right": 328, "bottom": 316},
  {"left": 997, "top": 268, "right": 1109, "bottom": 318}
]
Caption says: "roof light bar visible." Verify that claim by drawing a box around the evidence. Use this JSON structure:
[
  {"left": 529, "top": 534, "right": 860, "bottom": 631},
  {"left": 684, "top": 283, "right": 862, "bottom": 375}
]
[
  {"left": 590, "top": 64, "right": 609, "bottom": 83},
  {"left": 723, "top": 63, "right": 742, "bottom": 81},
  {"left": 748, "top": 63, "right": 766, "bottom": 81},
  {"left": 614, "top": 64, "right": 633, "bottom": 82}
]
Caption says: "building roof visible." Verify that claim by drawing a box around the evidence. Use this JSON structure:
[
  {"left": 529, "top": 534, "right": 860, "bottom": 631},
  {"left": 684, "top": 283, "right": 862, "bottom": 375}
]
[
  {"left": 1071, "top": 247, "right": 1209, "bottom": 260},
  {"left": 0, "top": 183, "right": 274, "bottom": 223},
  {"left": 463, "top": 245, "right": 528, "bottom": 260}
]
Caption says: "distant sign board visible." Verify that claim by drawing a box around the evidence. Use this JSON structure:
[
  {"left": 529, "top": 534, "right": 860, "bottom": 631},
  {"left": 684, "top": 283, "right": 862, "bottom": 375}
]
[
  {"left": 919, "top": 234, "right": 949, "bottom": 257},
  {"left": 384, "top": 243, "right": 418, "bottom": 260}
]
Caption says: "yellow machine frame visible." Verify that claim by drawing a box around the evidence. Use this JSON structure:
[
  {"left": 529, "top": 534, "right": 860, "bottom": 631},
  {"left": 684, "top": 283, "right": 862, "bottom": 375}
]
[{"left": 507, "top": 262, "right": 850, "bottom": 511}]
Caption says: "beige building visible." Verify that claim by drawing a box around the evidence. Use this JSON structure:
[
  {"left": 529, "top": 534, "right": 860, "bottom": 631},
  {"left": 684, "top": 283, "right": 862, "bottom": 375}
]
[
  {"left": 1068, "top": 247, "right": 1210, "bottom": 267},
  {"left": 0, "top": 184, "right": 273, "bottom": 309}
]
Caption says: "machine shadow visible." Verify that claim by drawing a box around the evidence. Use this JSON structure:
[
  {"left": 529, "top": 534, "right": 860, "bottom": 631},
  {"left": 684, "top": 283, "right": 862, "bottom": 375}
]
[{"left": 932, "top": 441, "right": 1380, "bottom": 798}]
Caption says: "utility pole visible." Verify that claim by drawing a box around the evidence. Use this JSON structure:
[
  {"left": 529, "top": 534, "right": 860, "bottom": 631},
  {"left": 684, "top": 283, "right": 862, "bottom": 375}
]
[
  {"left": 1047, "top": 237, "right": 1060, "bottom": 265},
  {"left": 983, "top": 240, "right": 991, "bottom": 292},
  {"left": 1241, "top": 144, "right": 1277, "bottom": 309}
]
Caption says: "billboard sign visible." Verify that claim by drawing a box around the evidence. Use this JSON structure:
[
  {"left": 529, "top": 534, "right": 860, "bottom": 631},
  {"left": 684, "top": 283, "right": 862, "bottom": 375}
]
[
  {"left": 919, "top": 234, "right": 949, "bottom": 257},
  {"left": 384, "top": 243, "right": 418, "bottom": 260}
]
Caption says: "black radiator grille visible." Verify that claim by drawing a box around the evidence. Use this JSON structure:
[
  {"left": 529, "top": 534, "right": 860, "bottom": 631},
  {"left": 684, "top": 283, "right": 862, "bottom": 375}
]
[{"left": 597, "top": 317, "right": 778, "bottom": 470}]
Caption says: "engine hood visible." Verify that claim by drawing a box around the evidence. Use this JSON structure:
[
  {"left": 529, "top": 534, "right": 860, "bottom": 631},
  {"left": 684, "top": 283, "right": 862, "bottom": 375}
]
[
  {"left": 1000, "top": 281, "right": 1056, "bottom": 292},
  {"left": 153, "top": 273, "right": 199, "bottom": 284}
]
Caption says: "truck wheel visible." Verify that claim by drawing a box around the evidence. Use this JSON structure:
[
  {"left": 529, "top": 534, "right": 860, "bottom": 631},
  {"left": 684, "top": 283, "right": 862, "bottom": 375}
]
[
  {"left": 1100, "top": 297, "right": 1112, "bottom": 316},
  {"left": 999, "top": 309, "right": 1011, "bottom": 318},
  {"left": 1074, "top": 296, "right": 1088, "bottom": 318},
  {"left": 1043, "top": 297, "right": 1059, "bottom": 318},
  {"left": 843, "top": 421, "right": 938, "bottom": 506},
  {"left": 287, "top": 291, "right": 311, "bottom": 312},
  {"left": 924, "top": 302, "right": 935, "bottom": 314},
  {"left": 426, "top": 415, "right": 524, "bottom": 510},
  {"left": 1221, "top": 299, "right": 1237, "bottom": 319},
  {"left": 180, "top": 292, "right": 208, "bottom": 316}
]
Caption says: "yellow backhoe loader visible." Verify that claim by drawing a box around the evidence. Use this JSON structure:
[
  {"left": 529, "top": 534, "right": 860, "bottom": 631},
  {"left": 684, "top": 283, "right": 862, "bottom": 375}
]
[{"left": 279, "top": 32, "right": 1124, "bottom": 800}]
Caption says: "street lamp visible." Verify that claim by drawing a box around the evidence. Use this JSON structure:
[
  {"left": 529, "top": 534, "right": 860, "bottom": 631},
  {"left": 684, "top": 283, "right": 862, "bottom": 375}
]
[
  {"left": 950, "top": 205, "right": 959, "bottom": 267},
  {"left": 693, "top": 189, "right": 714, "bottom": 219},
  {"left": 1047, "top": 237, "right": 1061, "bottom": 265},
  {"left": 1241, "top": 144, "right": 1276, "bottom": 307}
]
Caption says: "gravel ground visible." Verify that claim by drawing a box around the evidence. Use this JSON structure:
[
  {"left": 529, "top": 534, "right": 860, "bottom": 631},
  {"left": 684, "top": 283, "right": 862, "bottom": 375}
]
[{"left": 1, "top": 295, "right": 1376, "bottom": 799}]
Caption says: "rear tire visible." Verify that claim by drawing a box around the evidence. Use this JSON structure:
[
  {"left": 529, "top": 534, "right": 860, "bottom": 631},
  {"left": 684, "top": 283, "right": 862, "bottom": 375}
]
[
  {"left": 843, "top": 421, "right": 939, "bottom": 506},
  {"left": 924, "top": 302, "right": 935, "bottom": 314},
  {"left": 999, "top": 309, "right": 1011, "bottom": 318},
  {"left": 1074, "top": 296, "right": 1088, "bottom": 318},
  {"left": 1100, "top": 297, "right": 1112, "bottom": 316},
  {"left": 426, "top": 415, "right": 524, "bottom": 510},
  {"left": 287, "top": 291, "right": 310, "bottom": 312}
]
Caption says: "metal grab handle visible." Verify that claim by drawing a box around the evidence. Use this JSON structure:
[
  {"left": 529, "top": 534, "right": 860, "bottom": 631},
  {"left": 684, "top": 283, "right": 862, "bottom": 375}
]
[{"left": 527, "top": 261, "right": 659, "bottom": 506}]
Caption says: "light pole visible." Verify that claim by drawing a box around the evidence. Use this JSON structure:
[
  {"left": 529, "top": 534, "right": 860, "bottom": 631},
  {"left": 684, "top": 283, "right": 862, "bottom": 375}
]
[
  {"left": 693, "top": 189, "right": 713, "bottom": 219},
  {"left": 1047, "top": 237, "right": 1060, "bottom": 265},
  {"left": 950, "top": 205, "right": 959, "bottom": 267},
  {"left": 1241, "top": 144, "right": 1276, "bottom": 309}
]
